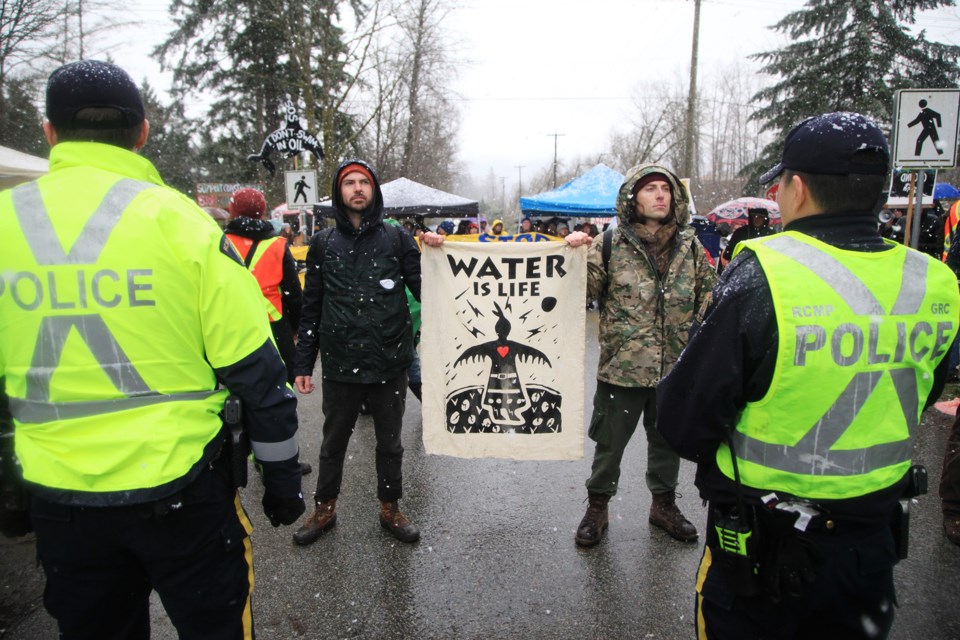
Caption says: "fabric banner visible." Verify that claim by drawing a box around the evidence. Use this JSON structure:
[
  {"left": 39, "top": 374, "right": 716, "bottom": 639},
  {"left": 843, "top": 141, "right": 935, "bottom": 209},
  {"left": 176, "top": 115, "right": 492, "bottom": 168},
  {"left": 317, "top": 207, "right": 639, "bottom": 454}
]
[
  {"left": 421, "top": 241, "right": 587, "bottom": 460},
  {"left": 444, "top": 233, "right": 560, "bottom": 243}
]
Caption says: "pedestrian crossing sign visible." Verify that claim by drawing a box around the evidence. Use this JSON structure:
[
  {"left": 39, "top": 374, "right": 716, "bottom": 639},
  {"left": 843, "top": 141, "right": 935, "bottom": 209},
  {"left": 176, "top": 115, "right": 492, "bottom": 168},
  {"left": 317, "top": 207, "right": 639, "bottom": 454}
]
[
  {"left": 892, "top": 89, "right": 960, "bottom": 168},
  {"left": 285, "top": 170, "right": 317, "bottom": 208}
]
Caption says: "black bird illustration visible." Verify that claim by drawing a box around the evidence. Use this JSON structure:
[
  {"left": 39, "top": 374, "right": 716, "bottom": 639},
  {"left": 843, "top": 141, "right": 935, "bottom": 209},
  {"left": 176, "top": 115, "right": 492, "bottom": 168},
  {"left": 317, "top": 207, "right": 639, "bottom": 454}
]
[{"left": 454, "top": 301, "right": 550, "bottom": 424}]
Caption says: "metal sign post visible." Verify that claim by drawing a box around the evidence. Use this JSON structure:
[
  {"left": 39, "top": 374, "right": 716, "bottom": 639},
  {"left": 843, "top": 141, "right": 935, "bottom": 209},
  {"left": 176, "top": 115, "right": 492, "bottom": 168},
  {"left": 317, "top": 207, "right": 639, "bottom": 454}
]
[{"left": 910, "top": 171, "right": 926, "bottom": 249}]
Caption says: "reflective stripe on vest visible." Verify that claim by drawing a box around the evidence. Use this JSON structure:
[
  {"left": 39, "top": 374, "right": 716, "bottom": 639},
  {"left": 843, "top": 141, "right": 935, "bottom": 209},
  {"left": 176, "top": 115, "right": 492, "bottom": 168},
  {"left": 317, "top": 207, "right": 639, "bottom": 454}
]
[
  {"left": 721, "top": 233, "right": 959, "bottom": 499},
  {"left": 227, "top": 234, "right": 285, "bottom": 321},
  {"left": 8, "top": 180, "right": 218, "bottom": 423}
]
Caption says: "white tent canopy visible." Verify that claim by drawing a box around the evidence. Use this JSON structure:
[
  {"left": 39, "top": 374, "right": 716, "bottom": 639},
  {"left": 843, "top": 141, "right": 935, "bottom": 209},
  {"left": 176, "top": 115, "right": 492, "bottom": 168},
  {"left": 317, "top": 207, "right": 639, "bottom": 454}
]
[
  {"left": 315, "top": 177, "right": 479, "bottom": 217},
  {"left": 0, "top": 145, "right": 48, "bottom": 189}
]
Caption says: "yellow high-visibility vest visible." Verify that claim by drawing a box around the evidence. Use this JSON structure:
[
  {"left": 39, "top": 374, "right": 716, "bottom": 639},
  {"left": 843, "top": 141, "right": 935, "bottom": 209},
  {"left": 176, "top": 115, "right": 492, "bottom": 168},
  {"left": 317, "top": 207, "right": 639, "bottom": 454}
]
[
  {"left": 720, "top": 232, "right": 959, "bottom": 499},
  {"left": 0, "top": 141, "right": 273, "bottom": 504}
]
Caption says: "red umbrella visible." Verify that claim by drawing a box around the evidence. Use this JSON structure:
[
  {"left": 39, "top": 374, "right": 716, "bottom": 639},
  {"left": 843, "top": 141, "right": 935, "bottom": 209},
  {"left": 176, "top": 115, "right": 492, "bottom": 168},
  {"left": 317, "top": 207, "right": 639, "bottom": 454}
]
[{"left": 706, "top": 197, "right": 780, "bottom": 228}]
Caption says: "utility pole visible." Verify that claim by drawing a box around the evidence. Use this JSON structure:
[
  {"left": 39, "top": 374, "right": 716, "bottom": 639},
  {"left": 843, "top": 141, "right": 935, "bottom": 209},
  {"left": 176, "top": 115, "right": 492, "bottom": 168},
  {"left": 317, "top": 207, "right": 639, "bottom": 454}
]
[
  {"left": 683, "top": 0, "right": 702, "bottom": 184},
  {"left": 548, "top": 133, "right": 565, "bottom": 189},
  {"left": 515, "top": 165, "right": 525, "bottom": 229},
  {"left": 500, "top": 176, "right": 506, "bottom": 218}
]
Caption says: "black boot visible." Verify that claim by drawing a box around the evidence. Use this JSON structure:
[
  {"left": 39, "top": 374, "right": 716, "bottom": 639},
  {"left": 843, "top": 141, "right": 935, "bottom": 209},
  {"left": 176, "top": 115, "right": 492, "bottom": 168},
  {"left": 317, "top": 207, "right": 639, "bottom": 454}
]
[{"left": 575, "top": 493, "right": 610, "bottom": 547}]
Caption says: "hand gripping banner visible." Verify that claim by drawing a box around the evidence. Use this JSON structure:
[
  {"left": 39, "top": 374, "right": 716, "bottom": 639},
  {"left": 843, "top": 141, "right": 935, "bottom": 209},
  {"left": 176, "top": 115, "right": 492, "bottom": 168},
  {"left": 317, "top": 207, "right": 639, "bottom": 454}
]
[{"left": 421, "top": 241, "right": 587, "bottom": 460}]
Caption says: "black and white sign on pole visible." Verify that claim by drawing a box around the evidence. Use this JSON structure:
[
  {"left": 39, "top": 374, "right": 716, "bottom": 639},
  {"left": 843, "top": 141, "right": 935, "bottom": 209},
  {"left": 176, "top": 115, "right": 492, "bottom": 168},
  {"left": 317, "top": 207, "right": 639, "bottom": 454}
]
[
  {"left": 891, "top": 89, "right": 960, "bottom": 168},
  {"left": 285, "top": 170, "right": 317, "bottom": 208}
]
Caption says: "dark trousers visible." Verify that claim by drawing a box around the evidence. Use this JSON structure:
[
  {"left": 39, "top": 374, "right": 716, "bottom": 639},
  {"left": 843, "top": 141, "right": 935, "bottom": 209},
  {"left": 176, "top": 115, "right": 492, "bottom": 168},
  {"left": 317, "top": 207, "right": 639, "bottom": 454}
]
[
  {"left": 270, "top": 318, "right": 297, "bottom": 385},
  {"left": 314, "top": 374, "right": 407, "bottom": 503},
  {"left": 696, "top": 508, "right": 897, "bottom": 640},
  {"left": 31, "top": 467, "right": 255, "bottom": 640},
  {"left": 585, "top": 381, "right": 680, "bottom": 496},
  {"left": 941, "top": 411, "right": 960, "bottom": 514}
]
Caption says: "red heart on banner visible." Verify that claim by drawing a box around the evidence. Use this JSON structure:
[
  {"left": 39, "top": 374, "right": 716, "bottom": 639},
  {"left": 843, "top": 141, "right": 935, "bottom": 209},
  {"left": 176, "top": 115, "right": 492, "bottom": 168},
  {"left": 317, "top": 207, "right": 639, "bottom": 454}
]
[{"left": 497, "top": 346, "right": 509, "bottom": 358}]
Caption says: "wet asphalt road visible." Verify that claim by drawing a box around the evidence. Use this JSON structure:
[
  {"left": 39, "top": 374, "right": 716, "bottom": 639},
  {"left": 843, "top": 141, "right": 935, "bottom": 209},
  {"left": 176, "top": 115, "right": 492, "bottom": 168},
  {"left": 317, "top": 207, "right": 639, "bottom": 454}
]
[{"left": 2, "top": 310, "right": 960, "bottom": 639}]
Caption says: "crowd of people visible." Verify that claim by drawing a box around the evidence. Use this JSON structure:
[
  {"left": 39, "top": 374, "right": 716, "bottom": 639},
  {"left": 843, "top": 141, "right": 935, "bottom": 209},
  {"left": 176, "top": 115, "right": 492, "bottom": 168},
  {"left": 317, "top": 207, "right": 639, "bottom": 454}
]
[
  {"left": 1, "top": 60, "right": 959, "bottom": 640},
  {"left": 395, "top": 215, "right": 601, "bottom": 239}
]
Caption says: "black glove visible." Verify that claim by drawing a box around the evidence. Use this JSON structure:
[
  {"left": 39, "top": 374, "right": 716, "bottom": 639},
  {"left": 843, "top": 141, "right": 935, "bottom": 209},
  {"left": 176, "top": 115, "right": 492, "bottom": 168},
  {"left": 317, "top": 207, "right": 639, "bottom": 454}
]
[{"left": 262, "top": 491, "right": 305, "bottom": 527}]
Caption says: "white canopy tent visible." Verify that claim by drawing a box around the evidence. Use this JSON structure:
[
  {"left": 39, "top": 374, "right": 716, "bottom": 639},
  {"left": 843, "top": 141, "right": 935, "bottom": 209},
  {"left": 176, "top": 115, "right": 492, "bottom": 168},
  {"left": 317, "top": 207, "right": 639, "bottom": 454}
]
[{"left": 0, "top": 145, "right": 48, "bottom": 189}]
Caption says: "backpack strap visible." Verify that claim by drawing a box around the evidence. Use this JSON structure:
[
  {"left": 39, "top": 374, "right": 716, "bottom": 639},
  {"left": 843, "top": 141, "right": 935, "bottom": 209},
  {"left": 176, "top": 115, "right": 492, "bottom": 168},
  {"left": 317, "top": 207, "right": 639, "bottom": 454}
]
[
  {"left": 599, "top": 228, "right": 614, "bottom": 308},
  {"left": 384, "top": 222, "right": 403, "bottom": 258},
  {"left": 602, "top": 228, "right": 613, "bottom": 271},
  {"left": 319, "top": 227, "right": 334, "bottom": 257},
  {"left": 242, "top": 239, "right": 261, "bottom": 269}
]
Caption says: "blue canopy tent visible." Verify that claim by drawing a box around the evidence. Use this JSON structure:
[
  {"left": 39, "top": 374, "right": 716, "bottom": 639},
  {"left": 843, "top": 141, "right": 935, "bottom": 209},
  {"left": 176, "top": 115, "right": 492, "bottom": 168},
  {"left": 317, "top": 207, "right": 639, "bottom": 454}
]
[{"left": 519, "top": 164, "right": 624, "bottom": 218}]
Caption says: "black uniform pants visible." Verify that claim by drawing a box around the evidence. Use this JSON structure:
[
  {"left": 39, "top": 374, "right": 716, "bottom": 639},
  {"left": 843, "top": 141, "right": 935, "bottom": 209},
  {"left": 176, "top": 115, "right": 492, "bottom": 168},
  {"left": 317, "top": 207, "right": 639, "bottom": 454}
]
[
  {"left": 696, "top": 508, "right": 897, "bottom": 640},
  {"left": 314, "top": 374, "right": 407, "bottom": 503},
  {"left": 31, "top": 466, "right": 255, "bottom": 640}
]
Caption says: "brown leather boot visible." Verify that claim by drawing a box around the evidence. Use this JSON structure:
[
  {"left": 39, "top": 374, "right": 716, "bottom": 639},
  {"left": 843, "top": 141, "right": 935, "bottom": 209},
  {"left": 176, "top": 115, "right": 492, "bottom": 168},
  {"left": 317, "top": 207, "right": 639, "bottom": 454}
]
[
  {"left": 379, "top": 501, "right": 420, "bottom": 543},
  {"left": 649, "top": 491, "right": 698, "bottom": 542},
  {"left": 575, "top": 493, "right": 610, "bottom": 547},
  {"left": 945, "top": 514, "right": 960, "bottom": 546},
  {"left": 292, "top": 498, "right": 337, "bottom": 546}
]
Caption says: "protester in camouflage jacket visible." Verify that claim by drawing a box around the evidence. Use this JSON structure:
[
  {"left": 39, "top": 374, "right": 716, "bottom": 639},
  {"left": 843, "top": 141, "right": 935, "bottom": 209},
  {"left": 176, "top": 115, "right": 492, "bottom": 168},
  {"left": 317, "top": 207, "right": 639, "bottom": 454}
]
[
  {"left": 574, "top": 162, "right": 717, "bottom": 548},
  {"left": 587, "top": 164, "right": 716, "bottom": 386}
]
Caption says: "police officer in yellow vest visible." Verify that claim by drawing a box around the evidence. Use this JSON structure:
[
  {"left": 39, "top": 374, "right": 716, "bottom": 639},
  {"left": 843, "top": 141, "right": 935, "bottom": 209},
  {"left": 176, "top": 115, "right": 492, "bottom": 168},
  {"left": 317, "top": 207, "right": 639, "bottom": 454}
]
[
  {"left": 657, "top": 112, "right": 960, "bottom": 639},
  {"left": 0, "top": 60, "right": 306, "bottom": 639}
]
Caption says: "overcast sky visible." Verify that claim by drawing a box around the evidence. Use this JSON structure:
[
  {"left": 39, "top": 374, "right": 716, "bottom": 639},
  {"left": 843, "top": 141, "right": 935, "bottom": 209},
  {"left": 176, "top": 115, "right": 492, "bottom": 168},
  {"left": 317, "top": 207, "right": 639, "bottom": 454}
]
[{"left": 108, "top": 0, "right": 960, "bottom": 186}]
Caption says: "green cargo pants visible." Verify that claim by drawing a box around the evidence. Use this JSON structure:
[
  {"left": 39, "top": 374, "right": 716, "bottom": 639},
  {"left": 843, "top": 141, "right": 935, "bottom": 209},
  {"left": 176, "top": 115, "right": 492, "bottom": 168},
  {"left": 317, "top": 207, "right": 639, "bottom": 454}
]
[{"left": 585, "top": 380, "right": 679, "bottom": 497}]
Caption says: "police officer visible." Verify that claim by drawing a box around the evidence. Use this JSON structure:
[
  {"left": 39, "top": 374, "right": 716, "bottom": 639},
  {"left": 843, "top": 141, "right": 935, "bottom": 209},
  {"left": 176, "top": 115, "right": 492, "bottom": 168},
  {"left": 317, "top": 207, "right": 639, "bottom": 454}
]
[
  {"left": 657, "top": 112, "right": 959, "bottom": 639},
  {"left": 0, "top": 60, "right": 305, "bottom": 639}
]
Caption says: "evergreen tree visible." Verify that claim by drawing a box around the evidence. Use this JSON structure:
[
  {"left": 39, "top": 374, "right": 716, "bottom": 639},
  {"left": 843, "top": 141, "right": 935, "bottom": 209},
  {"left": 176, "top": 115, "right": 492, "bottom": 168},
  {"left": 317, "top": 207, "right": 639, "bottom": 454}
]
[
  {"left": 0, "top": 76, "right": 45, "bottom": 155},
  {"left": 745, "top": 0, "right": 960, "bottom": 186},
  {"left": 155, "top": 0, "right": 367, "bottom": 198},
  {"left": 139, "top": 81, "right": 202, "bottom": 197}
]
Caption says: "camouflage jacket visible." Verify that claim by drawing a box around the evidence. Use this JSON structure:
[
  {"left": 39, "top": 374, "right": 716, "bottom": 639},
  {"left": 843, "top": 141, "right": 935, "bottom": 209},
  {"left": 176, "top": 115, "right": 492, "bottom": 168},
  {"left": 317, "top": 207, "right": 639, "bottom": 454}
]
[{"left": 587, "top": 163, "right": 717, "bottom": 388}]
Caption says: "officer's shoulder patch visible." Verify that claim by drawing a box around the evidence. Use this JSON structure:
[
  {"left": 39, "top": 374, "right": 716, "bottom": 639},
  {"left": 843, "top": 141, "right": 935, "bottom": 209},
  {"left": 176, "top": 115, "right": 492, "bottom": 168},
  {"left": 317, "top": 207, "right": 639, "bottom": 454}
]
[{"left": 220, "top": 235, "right": 244, "bottom": 266}]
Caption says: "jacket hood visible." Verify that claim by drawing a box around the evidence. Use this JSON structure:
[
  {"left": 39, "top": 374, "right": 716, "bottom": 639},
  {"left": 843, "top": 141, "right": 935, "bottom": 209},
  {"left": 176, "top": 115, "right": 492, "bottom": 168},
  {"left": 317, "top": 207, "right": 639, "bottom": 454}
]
[
  {"left": 616, "top": 163, "right": 690, "bottom": 229},
  {"left": 224, "top": 216, "right": 277, "bottom": 240},
  {"left": 331, "top": 159, "right": 384, "bottom": 233}
]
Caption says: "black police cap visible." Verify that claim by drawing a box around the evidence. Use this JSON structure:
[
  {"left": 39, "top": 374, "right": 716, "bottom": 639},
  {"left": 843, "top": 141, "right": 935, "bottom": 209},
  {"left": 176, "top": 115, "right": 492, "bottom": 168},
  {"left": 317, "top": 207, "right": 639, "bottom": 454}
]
[
  {"left": 46, "top": 60, "right": 145, "bottom": 130},
  {"left": 759, "top": 112, "right": 889, "bottom": 185}
]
